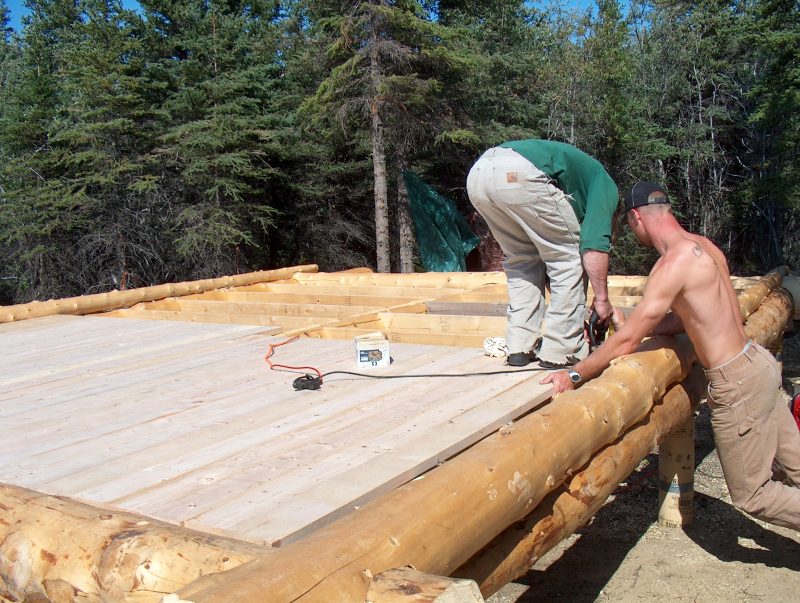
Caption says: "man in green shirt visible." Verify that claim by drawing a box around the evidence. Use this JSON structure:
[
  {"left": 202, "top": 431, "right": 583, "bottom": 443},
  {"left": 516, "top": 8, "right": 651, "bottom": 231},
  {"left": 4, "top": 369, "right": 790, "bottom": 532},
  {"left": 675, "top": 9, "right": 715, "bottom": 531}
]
[{"left": 466, "top": 139, "right": 618, "bottom": 367}]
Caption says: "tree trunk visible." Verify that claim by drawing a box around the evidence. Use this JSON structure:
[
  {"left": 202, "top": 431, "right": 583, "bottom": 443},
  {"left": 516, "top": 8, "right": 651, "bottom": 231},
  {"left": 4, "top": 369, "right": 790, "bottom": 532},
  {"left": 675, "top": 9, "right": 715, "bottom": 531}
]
[
  {"left": 370, "top": 14, "right": 391, "bottom": 274},
  {"left": 396, "top": 154, "right": 415, "bottom": 273}
]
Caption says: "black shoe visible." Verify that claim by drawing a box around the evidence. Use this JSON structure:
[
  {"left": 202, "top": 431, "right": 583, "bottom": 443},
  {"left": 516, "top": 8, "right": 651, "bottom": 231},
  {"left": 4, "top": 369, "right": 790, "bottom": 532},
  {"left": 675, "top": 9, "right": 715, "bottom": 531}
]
[
  {"left": 538, "top": 355, "right": 580, "bottom": 370},
  {"left": 507, "top": 351, "right": 537, "bottom": 367},
  {"left": 506, "top": 338, "right": 542, "bottom": 367}
]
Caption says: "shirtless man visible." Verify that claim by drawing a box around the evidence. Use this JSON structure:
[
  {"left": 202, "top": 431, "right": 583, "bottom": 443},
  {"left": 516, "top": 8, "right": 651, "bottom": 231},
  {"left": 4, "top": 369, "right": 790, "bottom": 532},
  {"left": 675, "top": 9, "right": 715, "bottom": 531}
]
[{"left": 541, "top": 182, "right": 800, "bottom": 531}]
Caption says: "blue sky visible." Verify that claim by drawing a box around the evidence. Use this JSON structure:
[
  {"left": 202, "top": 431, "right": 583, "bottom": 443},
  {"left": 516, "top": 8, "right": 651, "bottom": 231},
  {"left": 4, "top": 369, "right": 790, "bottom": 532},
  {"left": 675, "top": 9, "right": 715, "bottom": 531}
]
[
  {"left": 6, "top": 0, "right": 29, "bottom": 31},
  {"left": 5, "top": 0, "right": 141, "bottom": 31}
]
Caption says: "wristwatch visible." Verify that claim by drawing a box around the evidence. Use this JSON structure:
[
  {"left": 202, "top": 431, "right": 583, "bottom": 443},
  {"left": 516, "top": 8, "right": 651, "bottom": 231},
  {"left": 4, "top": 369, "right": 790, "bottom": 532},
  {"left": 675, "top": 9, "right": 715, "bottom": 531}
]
[{"left": 568, "top": 369, "right": 582, "bottom": 384}]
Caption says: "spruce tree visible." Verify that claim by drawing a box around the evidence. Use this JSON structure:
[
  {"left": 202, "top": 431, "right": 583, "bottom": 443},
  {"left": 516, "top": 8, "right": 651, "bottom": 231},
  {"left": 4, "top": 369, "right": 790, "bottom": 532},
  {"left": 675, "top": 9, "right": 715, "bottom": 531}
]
[
  {"left": 142, "top": 0, "right": 288, "bottom": 277},
  {"left": 745, "top": 0, "right": 799, "bottom": 269},
  {"left": 302, "top": 0, "right": 464, "bottom": 272}
]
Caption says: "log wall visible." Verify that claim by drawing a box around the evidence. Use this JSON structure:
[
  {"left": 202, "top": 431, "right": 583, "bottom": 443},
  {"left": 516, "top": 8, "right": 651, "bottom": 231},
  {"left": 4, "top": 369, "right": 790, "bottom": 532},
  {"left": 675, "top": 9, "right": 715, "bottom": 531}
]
[
  {"left": 0, "top": 265, "right": 318, "bottom": 324},
  {"left": 174, "top": 268, "right": 790, "bottom": 602},
  {"left": 0, "top": 267, "right": 791, "bottom": 603}
]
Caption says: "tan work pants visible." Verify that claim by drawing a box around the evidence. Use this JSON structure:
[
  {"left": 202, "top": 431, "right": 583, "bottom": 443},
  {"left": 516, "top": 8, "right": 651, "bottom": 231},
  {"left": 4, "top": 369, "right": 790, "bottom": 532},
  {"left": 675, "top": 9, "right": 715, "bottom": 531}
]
[
  {"left": 705, "top": 341, "right": 800, "bottom": 531},
  {"left": 466, "top": 147, "right": 588, "bottom": 364}
]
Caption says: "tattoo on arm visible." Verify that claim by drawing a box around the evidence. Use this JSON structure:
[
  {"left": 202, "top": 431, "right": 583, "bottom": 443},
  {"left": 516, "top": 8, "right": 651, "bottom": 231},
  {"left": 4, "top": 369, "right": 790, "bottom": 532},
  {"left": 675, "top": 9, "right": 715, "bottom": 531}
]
[{"left": 692, "top": 243, "right": 703, "bottom": 257}]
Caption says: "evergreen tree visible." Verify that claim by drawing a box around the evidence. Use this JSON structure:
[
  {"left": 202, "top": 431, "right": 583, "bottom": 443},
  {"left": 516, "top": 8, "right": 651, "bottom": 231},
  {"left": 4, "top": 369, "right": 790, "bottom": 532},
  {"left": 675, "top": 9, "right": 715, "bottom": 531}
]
[
  {"left": 744, "top": 0, "right": 800, "bottom": 270},
  {"left": 142, "top": 0, "right": 287, "bottom": 278},
  {"left": 302, "top": 0, "right": 464, "bottom": 272},
  {"left": 0, "top": 0, "right": 83, "bottom": 300},
  {"left": 624, "top": 0, "right": 754, "bottom": 271}
]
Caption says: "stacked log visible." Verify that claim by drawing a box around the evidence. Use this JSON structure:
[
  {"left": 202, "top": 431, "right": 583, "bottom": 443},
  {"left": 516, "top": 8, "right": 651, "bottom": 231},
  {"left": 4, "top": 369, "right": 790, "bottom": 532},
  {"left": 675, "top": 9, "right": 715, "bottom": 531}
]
[
  {"left": 174, "top": 269, "right": 790, "bottom": 602},
  {"left": 0, "top": 268, "right": 791, "bottom": 602},
  {"left": 453, "top": 367, "right": 708, "bottom": 595},
  {"left": 0, "top": 265, "right": 318, "bottom": 324}
]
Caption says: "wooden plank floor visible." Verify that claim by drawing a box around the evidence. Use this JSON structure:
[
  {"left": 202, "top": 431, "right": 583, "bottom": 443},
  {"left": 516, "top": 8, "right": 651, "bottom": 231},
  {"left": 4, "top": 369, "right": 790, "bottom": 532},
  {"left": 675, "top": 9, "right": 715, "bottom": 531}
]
[{"left": 0, "top": 315, "right": 554, "bottom": 547}]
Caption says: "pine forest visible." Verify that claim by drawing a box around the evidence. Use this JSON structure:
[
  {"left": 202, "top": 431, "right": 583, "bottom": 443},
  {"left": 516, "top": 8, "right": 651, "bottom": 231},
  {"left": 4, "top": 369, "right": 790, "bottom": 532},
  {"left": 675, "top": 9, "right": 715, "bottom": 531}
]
[{"left": 0, "top": 0, "right": 797, "bottom": 303}]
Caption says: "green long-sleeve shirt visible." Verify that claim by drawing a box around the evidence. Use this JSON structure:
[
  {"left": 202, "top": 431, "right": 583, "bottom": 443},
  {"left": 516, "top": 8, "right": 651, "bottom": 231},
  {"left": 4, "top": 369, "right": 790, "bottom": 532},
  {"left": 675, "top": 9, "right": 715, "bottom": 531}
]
[{"left": 499, "top": 139, "right": 618, "bottom": 254}]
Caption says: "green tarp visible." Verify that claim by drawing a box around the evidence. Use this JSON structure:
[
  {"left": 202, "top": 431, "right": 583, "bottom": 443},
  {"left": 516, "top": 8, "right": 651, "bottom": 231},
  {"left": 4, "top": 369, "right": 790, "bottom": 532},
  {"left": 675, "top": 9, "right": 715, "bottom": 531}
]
[{"left": 404, "top": 171, "right": 479, "bottom": 272}]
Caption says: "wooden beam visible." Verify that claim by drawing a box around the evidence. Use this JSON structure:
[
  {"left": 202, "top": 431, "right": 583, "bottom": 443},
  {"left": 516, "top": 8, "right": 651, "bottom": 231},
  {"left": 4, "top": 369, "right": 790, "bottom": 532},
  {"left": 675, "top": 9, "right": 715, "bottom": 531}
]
[
  {"left": 131, "top": 298, "right": 384, "bottom": 319},
  {"left": 258, "top": 283, "right": 467, "bottom": 298},
  {"left": 737, "top": 266, "right": 788, "bottom": 320},
  {"left": 106, "top": 308, "right": 318, "bottom": 329},
  {"left": 376, "top": 313, "right": 507, "bottom": 334},
  {"left": 453, "top": 367, "right": 707, "bottom": 596},
  {"left": 312, "top": 327, "right": 490, "bottom": 348},
  {"left": 194, "top": 300, "right": 384, "bottom": 318},
  {"left": 0, "top": 265, "right": 318, "bottom": 324},
  {"left": 429, "top": 290, "right": 508, "bottom": 304},
  {"left": 0, "top": 484, "right": 266, "bottom": 603},
  {"left": 425, "top": 302, "right": 507, "bottom": 317},
  {"left": 292, "top": 271, "right": 505, "bottom": 290},
  {"left": 206, "top": 290, "right": 427, "bottom": 308}
]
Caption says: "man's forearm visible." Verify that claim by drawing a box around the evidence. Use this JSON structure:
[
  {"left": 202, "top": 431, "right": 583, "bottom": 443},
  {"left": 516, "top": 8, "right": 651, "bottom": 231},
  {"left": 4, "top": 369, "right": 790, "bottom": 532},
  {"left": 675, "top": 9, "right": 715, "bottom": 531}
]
[
  {"left": 582, "top": 250, "right": 609, "bottom": 300},
  {"left": 583, "top": 250, "right": 610, "bottom": 317}
]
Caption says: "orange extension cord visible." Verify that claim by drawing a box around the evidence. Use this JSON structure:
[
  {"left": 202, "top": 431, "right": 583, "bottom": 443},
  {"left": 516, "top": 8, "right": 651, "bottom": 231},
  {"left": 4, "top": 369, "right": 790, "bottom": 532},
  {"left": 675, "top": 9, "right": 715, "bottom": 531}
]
[{"left": 264, "top": 336, "right": 322, "bottom": 379}]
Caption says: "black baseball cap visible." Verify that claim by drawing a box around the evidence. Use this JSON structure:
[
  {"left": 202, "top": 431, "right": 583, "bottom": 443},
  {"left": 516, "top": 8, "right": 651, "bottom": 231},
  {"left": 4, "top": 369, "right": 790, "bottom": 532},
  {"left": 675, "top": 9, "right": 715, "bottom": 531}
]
[{"left": 623, "top": 182, "right": 669, "bottom": 212}]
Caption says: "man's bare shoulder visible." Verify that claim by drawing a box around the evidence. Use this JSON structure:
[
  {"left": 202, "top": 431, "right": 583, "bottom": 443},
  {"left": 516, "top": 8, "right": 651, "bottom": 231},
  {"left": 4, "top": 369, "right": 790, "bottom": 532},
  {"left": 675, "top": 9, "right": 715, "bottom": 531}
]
[
  {"left": 661, "top": 236, "right": 721, "bottom": 269},
  {"left": 647, "top": 237, "right": 717, "bottom": 292}
]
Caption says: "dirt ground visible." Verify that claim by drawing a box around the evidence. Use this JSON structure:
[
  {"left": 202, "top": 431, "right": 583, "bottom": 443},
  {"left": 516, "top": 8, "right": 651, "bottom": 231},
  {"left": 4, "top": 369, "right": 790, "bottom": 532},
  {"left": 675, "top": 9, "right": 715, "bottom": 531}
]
[{"left": 488, "top": 326, "right": 800, "bottom": 603}]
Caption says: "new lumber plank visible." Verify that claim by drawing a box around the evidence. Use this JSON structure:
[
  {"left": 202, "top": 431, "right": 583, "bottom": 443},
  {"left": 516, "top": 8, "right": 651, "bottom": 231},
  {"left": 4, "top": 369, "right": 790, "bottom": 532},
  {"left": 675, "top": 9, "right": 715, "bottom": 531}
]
[
  {"left": 251, "top": 283, "right": 466, "bottom": 298},
  {"left": 163, "top": 299, "right": 384, "bottom": 318},
  {"left": 292, "top": 271, "right": 505, "bottom": 290},
  {"left": 316, "top": 327, "right": 493, "bottom": 348},
  {"left": 425, "top": 302, "right": 508, "bottom": 317},
  {"left": 0, "top": 322, "right": 549, "bottom": 549},
  {"left": 106, "top": 307, "right": 309, "bottom": 329},
  {"left": 194, "top": 290, "right": 427, "bottom": 307},
  {"left": 377, "top": 312, "right": 507, "bottom": 334}
]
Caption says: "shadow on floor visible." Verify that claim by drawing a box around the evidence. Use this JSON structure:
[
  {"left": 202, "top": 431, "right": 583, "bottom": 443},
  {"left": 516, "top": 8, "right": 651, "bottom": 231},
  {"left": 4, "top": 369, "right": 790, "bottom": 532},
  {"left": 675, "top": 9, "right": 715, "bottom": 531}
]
[{"left": 685, "top": 492, "right": 800, "bottom": 570}]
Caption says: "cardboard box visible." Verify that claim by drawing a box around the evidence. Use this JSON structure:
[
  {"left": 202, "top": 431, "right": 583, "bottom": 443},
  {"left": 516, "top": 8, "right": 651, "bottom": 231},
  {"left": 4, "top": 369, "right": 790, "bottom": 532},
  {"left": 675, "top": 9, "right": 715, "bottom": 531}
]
[{"left": 354, "top": 332, "right": 390, "bottom": 369}]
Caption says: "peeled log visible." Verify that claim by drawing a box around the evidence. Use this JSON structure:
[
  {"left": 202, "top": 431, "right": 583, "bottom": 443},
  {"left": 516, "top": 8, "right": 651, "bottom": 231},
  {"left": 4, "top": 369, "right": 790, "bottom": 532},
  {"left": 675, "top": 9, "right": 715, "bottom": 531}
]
[
  {"left": 0, "top": 484, "right": 266, "bottom": 602},
  {"left": 176, "top": 336, "right": 695, "bottom": 603},
  {"left": 0, "top": 265, "right": 318, "bottom": 324},
  {"left": 736, "top": 266, "right": 788, "bottom": 320},
  {"left": 454, "top": 367, "right": 707, "bottom": 596},
  {"left": 744, "top": 288, "right": 793, "bottom": 350}
]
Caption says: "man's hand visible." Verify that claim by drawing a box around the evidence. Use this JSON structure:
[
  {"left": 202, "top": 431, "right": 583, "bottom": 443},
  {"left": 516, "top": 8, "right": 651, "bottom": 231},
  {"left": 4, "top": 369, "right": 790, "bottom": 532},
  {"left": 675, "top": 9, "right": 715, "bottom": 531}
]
[
  {"left": 590, "top": 298, "right": 613, "bottom": 324},
  {"left": 539, "top": 370, "right": 575, "bottom": 395}
]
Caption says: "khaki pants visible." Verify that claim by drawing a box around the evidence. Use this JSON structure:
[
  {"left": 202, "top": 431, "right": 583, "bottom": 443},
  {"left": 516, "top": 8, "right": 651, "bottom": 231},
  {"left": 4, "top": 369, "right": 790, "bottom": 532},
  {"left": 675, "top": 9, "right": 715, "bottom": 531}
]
[
  {"left": 705, "top": 341, "right": 800, "bottom": 530},
  {"left": 466, "top": 147, "right": 588, "bottom": 363}
]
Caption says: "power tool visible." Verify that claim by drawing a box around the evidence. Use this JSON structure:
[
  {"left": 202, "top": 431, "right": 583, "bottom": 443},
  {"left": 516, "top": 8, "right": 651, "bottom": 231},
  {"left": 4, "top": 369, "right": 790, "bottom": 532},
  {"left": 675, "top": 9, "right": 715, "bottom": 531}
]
[{"left": 587, "top": 309, "right": 609, "bottom": 351}]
